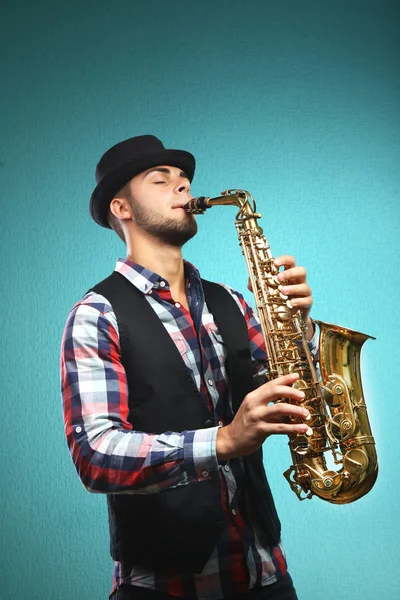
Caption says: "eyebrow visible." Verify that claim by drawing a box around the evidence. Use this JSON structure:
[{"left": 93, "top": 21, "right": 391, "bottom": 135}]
[{"left": 143, "top": 167, "right": 189, "bottom": 180}]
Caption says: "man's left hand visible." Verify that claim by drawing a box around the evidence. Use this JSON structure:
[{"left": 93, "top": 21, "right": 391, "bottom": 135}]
[{"left": 247, "top": 254, "right": 314, "bottom": 340}]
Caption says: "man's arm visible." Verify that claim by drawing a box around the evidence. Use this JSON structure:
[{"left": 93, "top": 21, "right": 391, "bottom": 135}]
[
  {"left": 216, "top": 255, "right": 317, "bottom": 461},
  {"left": 61, "top": 294, "right": 219, "bottom": 494},
  {"left": 215, "top": 286, "right": 313, "bottom": 461}
]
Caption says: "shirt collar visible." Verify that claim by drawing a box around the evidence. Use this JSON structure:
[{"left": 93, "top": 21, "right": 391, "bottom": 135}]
[{"left": 115, "top": 258, "right": 201, "bottom": 295}]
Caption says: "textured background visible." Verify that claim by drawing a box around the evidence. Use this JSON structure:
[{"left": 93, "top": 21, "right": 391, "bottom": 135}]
[{"left": 1, "top": 1, "right": 399, "bottom": 598}]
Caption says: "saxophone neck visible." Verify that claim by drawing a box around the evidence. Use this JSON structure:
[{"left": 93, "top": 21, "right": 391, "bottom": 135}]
[{"left": 184, "top": 189, "right": 261, "bottom": 219}]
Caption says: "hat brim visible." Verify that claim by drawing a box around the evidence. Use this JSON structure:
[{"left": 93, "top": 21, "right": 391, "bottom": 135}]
[{"left": 90, "top": 149, "right": 195, "bottom": 228}]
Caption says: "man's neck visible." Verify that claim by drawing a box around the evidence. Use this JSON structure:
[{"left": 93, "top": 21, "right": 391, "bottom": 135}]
[{"left": 126, "top": 238, "right": 187, "bottom": 300}]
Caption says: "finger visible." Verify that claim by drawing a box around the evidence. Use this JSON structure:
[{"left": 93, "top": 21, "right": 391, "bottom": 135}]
[
  {"left": 256, "top": 384, "right": 306, "bottom": 404},
  {"left": 274, "top": 255, "right": 295, "bottom": 269},
  {"left": 277, "top": 266, "right": 306, "bottom": 284},
  {"left": 247, "top": 276, "right": 253, "bottom": 292},
  {"left": 262, "top": 372, "right": 300, "bottom": 387},
  {"left": 269, "top": 385, "right": 307, "bottom": 403},
  {"left": 265, "top": 402, "right": 310, "bottom": 420},
  {"left": 290, "top": 297, "right": 312, "bottom": 310},
  {"left": 279, "top": 283, "right": 311, "bottom": 298},
  {"left": 263, "top": 422, "right": 311, "bottom": 436},
  {"left": 250, "top": 402, "right": 310, "bottom": 430},
  {"left": 252, "top": 403, "right": 310, "bottom": 429},
  {"left": 252, "top": 374, "right": 300, "bottom": 403}
]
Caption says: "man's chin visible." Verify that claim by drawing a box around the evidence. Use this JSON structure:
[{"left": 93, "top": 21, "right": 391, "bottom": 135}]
[
  {"left": 153, "top": 220, "right": 198, "bottom": 248},
  {"left": 170, "top": 226, "right": 198, "bottom": 248}
]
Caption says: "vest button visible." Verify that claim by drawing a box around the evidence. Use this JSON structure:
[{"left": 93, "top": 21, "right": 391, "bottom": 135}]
[{"left": 204, "top": 419, "right": 213, "bottom": 427}]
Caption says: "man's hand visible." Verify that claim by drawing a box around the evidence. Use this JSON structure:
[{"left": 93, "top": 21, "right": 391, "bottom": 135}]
[
  {"left": 216, "top": 373, "right": 312, "bottom": 460},
  {"left": 247, "top": 254, "right": 314, "bottom": 340}
]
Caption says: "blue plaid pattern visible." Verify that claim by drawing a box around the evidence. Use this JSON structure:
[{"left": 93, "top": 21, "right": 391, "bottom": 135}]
[{"left": 61, "top": 258, "right": 318, "bottom": 599}]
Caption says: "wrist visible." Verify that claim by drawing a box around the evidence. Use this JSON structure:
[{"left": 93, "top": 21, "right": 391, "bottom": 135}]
[
  {"left": 216, "top": 426, "right": 236, "bottom": 461},
  {"left": 305, "top": 317, "right": 315, "bottom": 341}
]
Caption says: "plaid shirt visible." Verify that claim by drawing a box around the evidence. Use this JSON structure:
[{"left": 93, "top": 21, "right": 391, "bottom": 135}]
[{"left": 61, "top": 259, "right": 319, "bottom": 599}]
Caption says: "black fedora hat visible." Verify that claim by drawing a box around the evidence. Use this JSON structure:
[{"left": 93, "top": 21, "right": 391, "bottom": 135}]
[{"left": 90, "top": 135, "right": 196, "bottom": 228}]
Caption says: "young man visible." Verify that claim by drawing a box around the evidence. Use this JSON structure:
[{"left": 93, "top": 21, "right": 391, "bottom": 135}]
[{"left": 61, "top": 135, "right": 317, "bottom": 600}]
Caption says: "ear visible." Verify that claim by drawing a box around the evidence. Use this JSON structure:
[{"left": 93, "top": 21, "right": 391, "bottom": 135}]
[{"left": 109, "top": 197, "right": 133, "bottom": 221}]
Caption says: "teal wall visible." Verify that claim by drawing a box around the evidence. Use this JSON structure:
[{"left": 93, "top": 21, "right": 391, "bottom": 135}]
[{"left": 1, "top": 1, "right": 399, "bottom": 598}]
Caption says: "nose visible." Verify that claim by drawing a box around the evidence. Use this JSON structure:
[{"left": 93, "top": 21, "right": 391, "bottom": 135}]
[{"left": 175, "top": 177, "right": 190, "bottom": 195}]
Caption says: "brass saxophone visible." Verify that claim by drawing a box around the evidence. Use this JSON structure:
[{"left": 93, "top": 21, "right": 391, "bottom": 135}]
[{"left": 185, "top": 190, "right": 378, "bottom": 503}]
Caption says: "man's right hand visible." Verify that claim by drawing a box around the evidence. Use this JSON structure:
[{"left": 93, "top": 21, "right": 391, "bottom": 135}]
[{"left": 216, "top": 372, "right": 312, "bottom": 460}]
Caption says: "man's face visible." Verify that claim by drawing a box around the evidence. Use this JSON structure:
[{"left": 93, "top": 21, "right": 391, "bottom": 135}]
[{"left": 126, "top": 165, "right": 197, "bottom": 247}]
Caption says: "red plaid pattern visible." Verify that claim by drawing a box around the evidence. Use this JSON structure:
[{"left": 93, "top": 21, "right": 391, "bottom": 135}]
[{"left": 60, "top": 259, "right": 315, "bottom": 599}]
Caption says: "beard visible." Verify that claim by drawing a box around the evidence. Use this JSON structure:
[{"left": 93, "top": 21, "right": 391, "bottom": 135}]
[{"left": 131, "top": 201, "right": 198, "bottom": 248}]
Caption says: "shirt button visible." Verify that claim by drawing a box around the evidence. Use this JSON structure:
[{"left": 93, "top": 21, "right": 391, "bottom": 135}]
[
  {"left": 75, "top": 426, "right": 82, "bottom": 433},
  {"left": 231, "top": 508, "right": 236, "bottom": 516},
  {"left": 207, "top": 378, "right": 214, "bottom": 386},
  {"left": 175, "top": 302, "right": 181, "bottom": 308},
  {"left": 224, "top": 465, "right": 230, "bottom": 472},
  {"left": 204, "top": 419, "right": 213, "bottom": 427},
  {"left": 202, "top": 470, "right": 209, "bottom": 478},
  {"left": 160, "top": 281, "right": 166, "bottom": 288}
]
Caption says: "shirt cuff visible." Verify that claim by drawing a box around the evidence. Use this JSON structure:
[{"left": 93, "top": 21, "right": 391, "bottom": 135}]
[
  {"left": 183, "top": 427, "right": 220, "bottom": 481},
  {"left": 308, "top": 320, "right": 319, "bottom": 357}
]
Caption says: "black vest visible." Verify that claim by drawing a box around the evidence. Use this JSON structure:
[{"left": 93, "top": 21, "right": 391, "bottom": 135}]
[{"left": 91, "top": 271, "right": 281, "bottom": 573}]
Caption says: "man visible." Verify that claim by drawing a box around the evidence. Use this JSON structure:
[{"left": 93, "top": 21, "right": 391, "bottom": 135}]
[{"left": 61, "top": 135, "right": 316, "bottom": 600}]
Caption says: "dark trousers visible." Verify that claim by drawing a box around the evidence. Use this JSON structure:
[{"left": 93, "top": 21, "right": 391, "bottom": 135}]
[{"left": 110, "top": 573, "right": 298, "bottom": 600}]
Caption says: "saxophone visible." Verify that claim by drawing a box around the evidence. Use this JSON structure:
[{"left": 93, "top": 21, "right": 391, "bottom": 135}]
[{"left": 184, "top": 190, "right": 378, "bottom": 503}]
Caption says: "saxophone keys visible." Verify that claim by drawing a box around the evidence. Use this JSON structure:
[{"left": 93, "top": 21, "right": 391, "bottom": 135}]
[
  {"left": 275, "top": 305, "right": 292, "bottom": 322},
  {"left": 343, "top": 448, "right": 369, "bottom": 475},
  {"left": 277, "top": 286, "right": 288, "bottom": 300},
  {"left": 270, "top": 263, "right": 279, "bottom": 276},
  {"left": 291, "top": 435, "right": 309, "bottom": 455},
  {"left": 293, "top": 379, "right": 308, "bottom": 392},
  {"left": 267, "top": 276, "right": 279, "bottom": 288},
  {"left": 312, "top": 472, "right": 342, "bottom": 493},
  {"left": 269, "top": 289, "right": 280, "bottom": 298},
  {"left": 329, "top": 413, "right": 356, "bottom": 440}
]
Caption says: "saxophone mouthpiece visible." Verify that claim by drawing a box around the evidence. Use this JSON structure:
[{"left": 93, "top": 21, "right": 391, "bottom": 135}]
[{"left": 184, "top": 196, "right": 209, "bottom": 214}]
